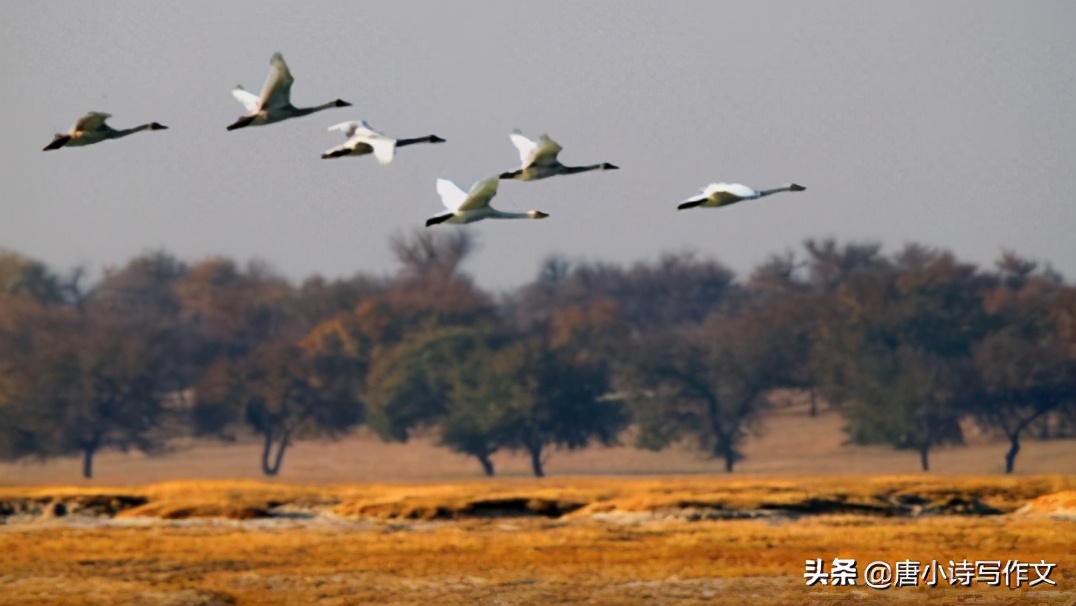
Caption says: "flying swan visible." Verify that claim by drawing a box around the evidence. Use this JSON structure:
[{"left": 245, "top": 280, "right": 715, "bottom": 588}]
[
  {"left": 226, "top": 53, "right": 351, "bottom": 131},
  {"left": 321, "top": 120, "right": 445, "bottom": 163},
  {"left": 42, "top": 112, "right": 168, "bottom": 151},
  {"left": 677, "top": 182, "right": 806, "bottom": 210},
  {"left": 426, "top": 176, "right": 550, "bottom": 226},
  {"left": 499, "top": 130, "right": 618, "bottom": 181}
]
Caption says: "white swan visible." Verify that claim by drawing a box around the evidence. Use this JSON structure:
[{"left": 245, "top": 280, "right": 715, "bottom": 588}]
[
  {"left": 226, "top": 53, "right": 351, "bottom": 131},
  {"left": 499, "top": 130, "right": 618, "bottom": 181},
  {"left": 42, "top": 112, "right": 168, "bottom": 151},
  {"left": 320, "top": 120, "right": 445, "bottom": 164},
  {"left": 677, "top": 182, "right": 806, "bottom": 210},
  {"left": 426, "top": 177, "right": 550, "bottom": 226}
]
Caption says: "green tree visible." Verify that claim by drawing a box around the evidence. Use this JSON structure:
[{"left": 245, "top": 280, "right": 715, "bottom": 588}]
[
  {"left": 813, "top": 244, "right": 992, "bottom": 470},
  {"left": 617, "top": 310, "right": 790, "bottom": 473}
]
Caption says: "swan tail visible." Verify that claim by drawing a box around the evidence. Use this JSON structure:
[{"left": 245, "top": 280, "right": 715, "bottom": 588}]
[
  {"left": 42, "top": 135, "right": 70, "bottom": 151},
  {"left": 426, "top": 212, "right": 455, "bottom": 227},
  {"left": 226, "top": 115, "right": 256, "bottom": 131},
  {"left": 321, "top": 147, "right": 352, "bottom": 159}
]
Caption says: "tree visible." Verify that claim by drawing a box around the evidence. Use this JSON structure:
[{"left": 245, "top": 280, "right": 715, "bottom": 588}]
[
  {"left": 812, "top": 244, "right": 992, "bottom": 470},
  {"left": 511, "top": 253, "right": 737, "bottom": 333},
  {"left": 441, "top": 335, "right": 626, "bottom": 478},
  {"left": 194, "top": 337, "right": 363, "bottom": 476},
  {"left": 1, "top": 252, "right": 186, "bottom": 478},
  {"left": 617, "top": 309, "right": 790, "bottom": 472},
  {"left": 971, "top": 254, "right": 1076, "bottom": 472}
]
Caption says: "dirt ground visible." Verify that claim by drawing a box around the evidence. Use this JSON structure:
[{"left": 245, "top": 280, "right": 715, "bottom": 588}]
[
  {"left": 2, "top": 403, "right": 1074, "bottom": 486},
  {"left": 2, "top": 403, "right": 1074, "bottom": 604}
]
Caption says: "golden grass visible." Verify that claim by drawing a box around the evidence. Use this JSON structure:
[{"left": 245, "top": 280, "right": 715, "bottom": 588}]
[{"left": 2, "top": 476, "right": 1075, "bottom": 605}]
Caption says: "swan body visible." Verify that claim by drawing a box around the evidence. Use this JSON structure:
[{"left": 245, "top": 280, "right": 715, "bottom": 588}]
[
  {"left": 321, "top": 120, "right": 445, "bottom": 164},
  {"left": 677, "top": 182, "right": 806, "bottom": 210},
  {"left": 426, "top": 177, "right": 550, "bottom": 226},
  {"left": 42, "top": 112, "right": 168, "bottom": 151},
  {"left": 499, "top": 130, "right": 618, "bottom": 181},
  {"left": 226, "top": 53, "right": 351, "bottom": 131}
]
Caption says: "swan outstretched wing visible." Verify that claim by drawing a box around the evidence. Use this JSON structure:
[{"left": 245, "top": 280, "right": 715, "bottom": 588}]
[
  {"left": 509, "top": 130, "right": 538, "bottom": 167},
  {"left": 530, "top": 134, "right": 563, "bottom": 167},
  {"left": 328, "top": 121, "right": 362, "bottom": 138},
  {"left": 436, "top": 179, "right": 469, "bottom": 211},
  {"left": 73, "top": 112, "right": 111, "bottom": 133},
  {"left": 458, "top": 176, "right": 499, "bottom": 211},
  {"left": 258, "top": 52, "right": 295, "bottom": 110},
  {"left": 231, "top": 86, "right": 260, "bottom": 113}
]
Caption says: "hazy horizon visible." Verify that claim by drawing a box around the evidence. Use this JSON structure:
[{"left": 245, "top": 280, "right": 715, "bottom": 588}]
[{"left": 3, "top": 1, "right": 1074, "bottom": 291}]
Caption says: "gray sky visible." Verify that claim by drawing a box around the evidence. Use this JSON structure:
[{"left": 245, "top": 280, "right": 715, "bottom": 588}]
[{"left": 3, "top": 1, "right": 1074, "bottom": 291}]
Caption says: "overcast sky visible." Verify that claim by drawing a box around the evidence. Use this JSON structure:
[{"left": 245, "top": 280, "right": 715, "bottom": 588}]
[{"left": 2, "top": 2, "right": 1073, "bottom": 291}]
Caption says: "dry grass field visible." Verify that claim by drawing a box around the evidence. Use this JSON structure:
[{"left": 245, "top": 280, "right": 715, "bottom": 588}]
[
  {"left": 1, "top": 476, "right": 1075, "bottom": 605},
  {"left": 2, "top": 404, "right": 1075, "bottom": 604}
]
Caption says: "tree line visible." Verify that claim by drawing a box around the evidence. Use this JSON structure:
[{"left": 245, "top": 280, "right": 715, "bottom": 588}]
[{"left": 0, "top": 234, "right": 1072, "bottom": 478}]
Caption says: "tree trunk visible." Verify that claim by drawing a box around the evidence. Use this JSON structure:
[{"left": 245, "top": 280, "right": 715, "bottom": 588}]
[
  {"left": 919, "top": 445, "right": 930, "bottom": 472},
  {"left": 477, "top": 453, "right": 495, "bottom": 477},
  {"left": 723, "top": 445, "right": 736, "bottom": 473},
  {"left": 82, "top": 446, "right": 95, "bottom": 479},
  {"left": 1004, "top": 434, "right": 1020, "bottom": 474},
  {"left": 527, "top": 443, "right": 545, "bottom": 478},
  {"left": 260, "top": 429, "right": 290, "bottom": 476}
]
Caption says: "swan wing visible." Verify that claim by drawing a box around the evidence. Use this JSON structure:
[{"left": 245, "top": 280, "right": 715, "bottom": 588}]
[
  {"left": 73, "top": 112, "right": 111, "bottom": 133},
  {"left": 231, "top": 86, "right": 261, "bottom": 113},
  {"left": 711, "top": 182, "right": 758, "bottom": 198},
  {"left": 258, "top": 52, "right": 295, "bottom": 110},
  {"left": 509, "top": 130, "right": 538, "bottom": 167},
  {"left": 530, "top": 134, "right": 563, "bottom": 167},
  {"left": 436, "top": 179, "right": 469, "bottom": 211},
  {"left": 328, "top": 121, "right": 361, "bottom": 138},
  {"left": 361, "top": 136, "right": 397, "bottom": 165},
  {"left": 349, "top": 121, "right": 396, "bottom": 164},
  {"left": 458, "top": 176, "right": 499, "bottom": 211}
]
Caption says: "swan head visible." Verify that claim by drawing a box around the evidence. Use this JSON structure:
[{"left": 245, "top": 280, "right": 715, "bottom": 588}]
[
  {"left": 147, "top": 122, "right": 169, "bottom": 131},
  {"left": 428, "top": 135, "right": 447, "bottom": 143},
  {"left": 789, "top": 183, "right": 806, "bottom": 192},
  {"left": 599, "top": 162, "right": 619, "bottom": 171},
  {"left": 528, "top": 211, "right": 550, "bottom": 219},
  {"left": 332, "top": 99, "right": 353, "bottom": 108}
]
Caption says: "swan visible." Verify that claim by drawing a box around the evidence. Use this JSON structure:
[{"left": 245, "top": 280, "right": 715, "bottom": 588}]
[
  {"left": 426, "top": 177, "right": 550, "bottom": 226},
  {"left": 499, "top": 130, "right": 618, "bottom": 181},
  {"left": 42, "top": 112, "right": 168, "bottom": 151},
  {"left": 226, "top": 53, "right": 351, "bottom": 131},
  {"left": 320, "top": 120, "right": 445, "bottom": 164},
  {"left": 677, "top": 182, "right": 806, "bottom": 210}
]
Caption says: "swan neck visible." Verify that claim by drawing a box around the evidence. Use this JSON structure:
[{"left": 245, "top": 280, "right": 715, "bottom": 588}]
[
  {"left": 561, "top": 164, "right": 602, "bottom": 175},
  {"left": 397, "top": 136, "right": 433, "bottom": 147},
  {"left": 757, "top": 186, "right": 791, "bottom": 197}
]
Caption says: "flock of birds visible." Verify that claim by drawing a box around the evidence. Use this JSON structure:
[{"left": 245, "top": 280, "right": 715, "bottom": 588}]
[{"left": 42, "top": 52, "right": 807, "bottom": 226}]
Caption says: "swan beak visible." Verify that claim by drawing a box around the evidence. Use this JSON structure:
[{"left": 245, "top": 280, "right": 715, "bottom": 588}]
[
  {"left": 430, "top": 135, "right": 447, "bottom": 143},
  {"left": 532, "top": 211, "right": 550, "bottom": 219},
  {"left": 790, "top": 184, "right": 806, "bottom": 191},
  {"left": 603, "top": 163, "right": 620, "bottom": 171},
  {"left": 150, "top": 123, "right": 169, "bottom": 130},
  {"left": 335, "top": 99, "right": 353, "bottom": 107}
]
